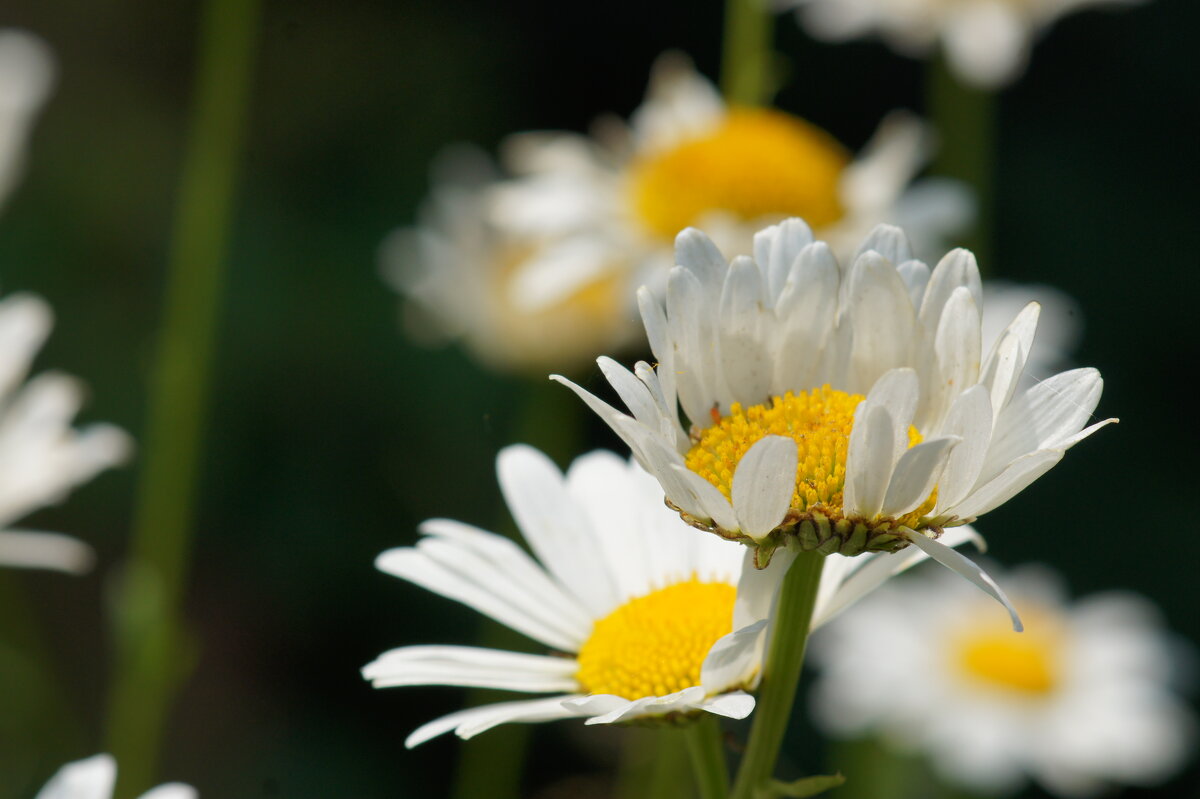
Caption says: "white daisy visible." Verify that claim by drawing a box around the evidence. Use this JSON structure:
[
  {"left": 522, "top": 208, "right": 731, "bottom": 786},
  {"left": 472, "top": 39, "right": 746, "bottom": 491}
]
[
  {"left": 555, "top": 219, "right": 1114, "bottom": 627},
  {"left": 0, "top": 290, "right": 132, "bottom": 573},
  {"left": 363, "top": 444, "right": 984, "bottom": 746},
  {"left": 492, "top": 53, "right": 968, "bottom": 272},
  {"left": 784, "top": 0, "right": 1144, "bottom": 88},
  {"left": 0, "top": 29, "right": 54, "bottom": 210},
  {"left": 36, "top": 754, "right": 195, "bottom": 799},
  {"left": 810, "top": 563, "right": 1195, "bottom": 796},
  {"left": 381, "top": 148, "right": 641, "bottom": 374}
]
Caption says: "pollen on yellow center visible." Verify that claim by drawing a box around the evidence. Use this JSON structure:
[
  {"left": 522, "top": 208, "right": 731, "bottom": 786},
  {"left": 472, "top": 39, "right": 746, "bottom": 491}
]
[
  {"left": 952, "top": 612, "right": 1062, "bottom": 695},
  {"left": 628, "top": 108, "right": 850, "bottom": 241},
  {"left": 684, "top": 387, "right": 929, "bottom": 526},
  {"left": 575, "top": 578, "right": 736, "bottom": 701}
]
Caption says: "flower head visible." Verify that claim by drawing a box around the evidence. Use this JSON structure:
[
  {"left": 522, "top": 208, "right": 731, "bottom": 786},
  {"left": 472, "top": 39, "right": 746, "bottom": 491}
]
[
  {"left": 0, "top": 290, "right": 132, "bottom": 573},
  {"left": 810, "top": 564, "right": 1195, "bottom": 796},
  {"left": 784, "top": 0, "right": 1145, "bottom": 88},
  {"left": 363, "top": 445, "right": 975, "bottom": 745},
  {"left": 555, "top": 219, "right": 1113, "bottom": 627},
  {"left": 36, "top": 754, "right": 195, "bottom": 799}
]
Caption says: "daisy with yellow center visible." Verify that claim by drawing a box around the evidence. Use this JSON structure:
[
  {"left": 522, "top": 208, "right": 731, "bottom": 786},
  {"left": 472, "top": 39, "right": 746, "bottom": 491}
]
[
  {"left": 364, "top": 444, "right": 983, "bottom": 744},
  {"left": 810, "top": 564, "right": 1195, "bottom": 795},
  {"left": 555, "top": 219, "right": 1114, "bottom": 628}
]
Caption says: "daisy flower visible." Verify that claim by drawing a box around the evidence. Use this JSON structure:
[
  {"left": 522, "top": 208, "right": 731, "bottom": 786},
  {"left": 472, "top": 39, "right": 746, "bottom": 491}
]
[
  {"left": 555, "top": 219, "right": 1113, "bottom": 627},
  {"left": 0, "top": 29, "right": 54, "bottom": 210},
  {"left": 36, "top": 754, "right": 195, "bottom": 799},
  {"left": 363, "top": 444, "right": 984, "bottom": 746},
  {"left": 810, "top": 563, "right": 1195, "bottom": 796},
  {"left": 784, "top": 0, "right": 1144, "bottom": 88},
  {"left": 0, "top": 289, "right": 132, "bottom": 573}
]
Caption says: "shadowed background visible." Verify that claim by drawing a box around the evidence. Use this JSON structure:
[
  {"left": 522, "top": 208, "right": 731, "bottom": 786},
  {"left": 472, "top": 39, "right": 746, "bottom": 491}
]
[{"left": 0, "top": 0, "right": 1197, "bottom": 796}]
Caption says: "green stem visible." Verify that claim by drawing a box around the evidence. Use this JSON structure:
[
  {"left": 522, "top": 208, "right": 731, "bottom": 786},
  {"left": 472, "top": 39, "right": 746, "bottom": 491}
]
[
  {"left": 730, "top": 551, "right": 826, "bottom": 799},
  {"left": 721, "top": 0, "right": 775, "bottom": 107},
  {"left": 685, "top": 716, "right": 731, "bottom": 799},
  {"left": 927, "top": 54, "right": 996, "bottom": 271},
  {"left": 104, "top": 0, "right": 260, "bottom": 794}
]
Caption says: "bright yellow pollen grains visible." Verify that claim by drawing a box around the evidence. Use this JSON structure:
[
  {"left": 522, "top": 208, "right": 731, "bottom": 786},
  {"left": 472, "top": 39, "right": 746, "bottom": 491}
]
[
  {"left": 953, "top": 611, "right": 1062, "bottom": 695},
  {"left": 685, "top": 387, "right": 932, "bottom": 528},
  {"left": 575, "top": 578, "right": 736, "bottom": 701},
  {"left": 628, "top": 109, "right": 850, "bottom": 241}
]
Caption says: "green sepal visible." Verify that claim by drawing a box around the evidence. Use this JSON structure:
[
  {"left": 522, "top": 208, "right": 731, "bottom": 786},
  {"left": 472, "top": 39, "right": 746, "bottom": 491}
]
[{"left": 755, "top": 773, "right": 846, "bottom": 799}]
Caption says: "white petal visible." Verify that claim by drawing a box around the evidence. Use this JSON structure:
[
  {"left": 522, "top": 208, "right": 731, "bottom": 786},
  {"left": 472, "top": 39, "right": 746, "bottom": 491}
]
[
  {"left": 862, "top": 367, "right": 919, "bottom": 456},
  {"left": 671, "top": 465, "right": 739, "bottom": 532},
  {"left": 731, "top": 436, "right": 798, "bottom": 540},
  {"left": 733, "top": 546, "right": 793, "bottom": 630},
  {"left": 897, "top": 259, "right": 930, "bottom": 309},
  {"left": 699, "top": 691, "right": 756, "bottom": 720},
  {"left": 754, "top": 217, "right": 814, "bottom": 299},
  {"left": 903, "top": 529, "right": 1023, "bottom": 631},
  {"left": 585, "top": 686, "right": 708, "bottom": 725},
  {"left": 846, "top": 251, "right": 918, "bottom": 392},
  {"left": 406, "top": 696, "right": 586, "bottom": 748},
  {"left": 666, "top": 266, "right": 723, "bottom": 425},
  {"left": 935, "top": 386, "right": 994, "bottom": 510},
  {"left": 719, "top": 255, "right": 772, "bottom": 406},
  {"left": 984, "top": 367, "right": 1103, "bottom": 474},
  {"left": 36, "top": 755, "right": 117, "bottom": 799},
  {"left": 597, "top": 356, "right": 667, "bottom": 433},
  {"left": 943, "top": 0, "right": 1030, "bottom": 89},
  {"left": 979, "top": 300, "right": 1040, "bottom": 416},
  {"left": 880, "top": 436, "right": 960, "bottom": 517},
  {"left": 0, "top": 293, "right": 52, "bottom": 399},
  {"left": 638, "top": 286, "right": 676, "bottom": 415},
  {"left": 854, "top": 224, "right": 914, "bottom": 267},
  {"left": 774, "top": 242, "right": 840, "bottom": 393},
  {"left": 950, "top": 448, "right": 1064, "bottom": 520},
  {"left": 675, "top": 227, "right": 728, "bottom": 300},
  {"left": 551, "top": 374, "right": 648, "bottom": 468},
  {"left": 498, "top": 445, "right": 619, "bottom": 616},
  {"left": 700, "top": 621, "right": 767, "bottom": 693},
  {"left": 139, "top": 786, "right": 197, "bottom": 799},
  {"left": 923, "top": 286, "right": 982, "bottom": 431},
  {"left": 844, "top": 404, "right": 897, "bottom": 519},
  {"left": 920, "top": 248, "right": 982, "bottom": 337},
  {"left": 363, "top": 645, "right": 579, "bottom": 692},
  {"left": 0, "top": 530, "right": 94, "bottom": 574}
]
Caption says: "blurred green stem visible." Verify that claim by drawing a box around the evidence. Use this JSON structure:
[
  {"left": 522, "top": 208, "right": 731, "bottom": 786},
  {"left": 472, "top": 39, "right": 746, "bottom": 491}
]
[
  {"left": 685, "top": 716, "right": 730, "bottom": 799},
  {"left": 927, "top": 55, "right": 996, "bottom": 269},
  {"left": 721, "top": 0, "right": 775, "bottom": 106},
  {"left": 729, "top": 551, "right": 825, "bottom": 799},
  {"left": 104, "top": 0, "right": 260, "bottom": 793},
  {"left": 616, "top": 728, "right": 692, "bottom": 799}
]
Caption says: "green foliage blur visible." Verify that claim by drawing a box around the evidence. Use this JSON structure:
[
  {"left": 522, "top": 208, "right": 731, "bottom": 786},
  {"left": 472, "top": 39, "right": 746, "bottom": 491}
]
[{"left": 0, "top": 0, "right": 1196, "bottom": 796}]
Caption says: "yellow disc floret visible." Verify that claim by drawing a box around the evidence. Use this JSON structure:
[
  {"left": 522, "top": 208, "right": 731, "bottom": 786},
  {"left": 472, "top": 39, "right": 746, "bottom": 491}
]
[
  {"left": 575, "top": 578, "right": 737, "bottom": 701},
  {"left": 952, "top": 609, "right": 1061, "bottom": 695},
  {"left": 684, "top": 387, "right": 936, "bottom": 550},
  {"left": 629, "top": 109, "right": 850, "bottom": 241}
]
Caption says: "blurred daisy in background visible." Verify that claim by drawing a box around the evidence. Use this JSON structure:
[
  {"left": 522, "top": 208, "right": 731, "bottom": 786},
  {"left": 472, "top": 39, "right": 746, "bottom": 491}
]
[
  {"left": 556, "top": 219, "right": 1112, "bottom": 626},
  {"left": 364, "top": 445, "right": 987, "bottom": 745},
  {"left": 810, "top": 563, "right": 1195, "bottom": 796},
  {"left": 0, "top": 30, "right": 131, "bottom": 574},
  {"left": 783, "top": 0, "right": 1146, "bottom": 88},
  {"left": 35, "top": 754, "right": 195, "bottom": 799},
  {"left": 382, "top": 54, "right": 970, "bottom": 375}
]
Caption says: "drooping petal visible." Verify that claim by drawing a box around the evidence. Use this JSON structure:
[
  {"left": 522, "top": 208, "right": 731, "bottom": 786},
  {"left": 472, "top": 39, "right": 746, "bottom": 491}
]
[{"left": 406, "top": 696, "right": 587, "bottom": 748}]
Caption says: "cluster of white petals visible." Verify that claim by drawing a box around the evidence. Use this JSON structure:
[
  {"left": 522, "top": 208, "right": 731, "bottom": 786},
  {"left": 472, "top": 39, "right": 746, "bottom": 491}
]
[{"left": 36, "top": 754, "right": 195, "bottom": 799}]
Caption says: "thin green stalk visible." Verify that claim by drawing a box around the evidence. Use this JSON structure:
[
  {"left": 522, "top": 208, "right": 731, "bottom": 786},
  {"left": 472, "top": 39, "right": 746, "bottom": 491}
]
[
  {"left": 616, "top": 728, "right": 691, "bottom": 799},
  {"left": 730, "top": 551, "right": 825, "bottom": 799},
  {"left": 721, "top": 0, "right": 775, "bottom": 106},
  {"left": 104, "top": 0, "right": 260, "bottom": 794},
  {"left": 927, "top": 54, "right": 996, "bottom": 270},
  {"left": 685, "top": 716, "right": 731, "bottom": 799}
]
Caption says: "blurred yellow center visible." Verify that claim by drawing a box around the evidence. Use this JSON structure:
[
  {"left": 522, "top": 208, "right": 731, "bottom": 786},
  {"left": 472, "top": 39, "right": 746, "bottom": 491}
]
[
  {"left": 575, "top": 579, "right": 736, "bottom": 701},
  {"left": 953, "top": 614, "right": 1061, "bottom": 695},
  {"left": 685, "top": 387, "right": 932, "bottom": 525},
  {"left": 629, "top": 109, "right": 849, "bottom": 240}
]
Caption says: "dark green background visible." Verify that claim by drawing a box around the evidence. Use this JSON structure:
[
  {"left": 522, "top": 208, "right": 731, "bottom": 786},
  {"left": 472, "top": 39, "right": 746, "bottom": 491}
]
[{"left": 0, "top": 0, "right": 1196, "bottom": 796}]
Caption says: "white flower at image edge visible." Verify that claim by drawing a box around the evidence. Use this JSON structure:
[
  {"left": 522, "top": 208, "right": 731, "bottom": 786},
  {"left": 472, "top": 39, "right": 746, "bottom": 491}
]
[
  {"left": 363, "top": 445, "right": 985, "bottom": 746},
  {"left": 36, "top": 754, "right": 195, "bottom": 799},
  {"left": 784, "top": 0, "right": 1146, "bottom": 88},
  {"left": 810, "top": 564, "right": 1195, "bottom": 796},
  {"left": 555, "top": 219, "right": 1114, "bottom": 630},
  {"left": 0, "top": 290, "right": 132, "bottom": 573}
]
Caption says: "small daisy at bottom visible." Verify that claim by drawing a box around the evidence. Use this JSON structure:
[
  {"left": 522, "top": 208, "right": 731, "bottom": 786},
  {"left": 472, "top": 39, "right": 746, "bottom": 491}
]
[{"left": 365, "top": 445, "right": 986, "bottom": 745}]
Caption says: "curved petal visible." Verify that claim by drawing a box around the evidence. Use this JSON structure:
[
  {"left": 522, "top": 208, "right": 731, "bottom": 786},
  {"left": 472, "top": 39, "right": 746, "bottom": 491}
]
[
  {"left": 406, "top": 696, "right": 586, "bottom": 748},
  {"left": 732, "top": 436, "right": 799, "bottom": 540},
  {"left": 903, "top": 529, "right": 1022, "bottom": 631}
]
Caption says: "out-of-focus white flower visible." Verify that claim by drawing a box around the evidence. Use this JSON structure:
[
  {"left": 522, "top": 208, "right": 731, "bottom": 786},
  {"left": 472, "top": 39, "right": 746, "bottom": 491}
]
[
  {"left": 364, "top": 445, "right": 978, "bottom": 745},
  {"left": 36, "top": 754, "right": 196, "bottom": 799},
  {"left": 0, "top": 29, "right": 54, "bottom": 210},
  {"left": 810, "top": 563, "right": 1195, "bottom": 796},
  {"left": 383, "top": 55, "right": 970, "bottom": 374},
  {"left": 556, "top": 219, "right": 1114, "bottom": 628},
  {"left": 784, "top": 0, "right": 1144, "bottom": 88},
  {"left": 0, "top": 291, "right": 132, "bottom": 573},
  {"left": 381, "top": 148, "right": 641, "bottom": 374}
]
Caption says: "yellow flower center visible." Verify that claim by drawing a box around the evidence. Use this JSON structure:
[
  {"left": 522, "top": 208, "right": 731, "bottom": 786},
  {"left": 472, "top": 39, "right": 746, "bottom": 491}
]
[
  {"left": 684, "top": 388, "right": 933, "bottom": 534},
  {"left": 952, "top": 610, "right": 1062, "bottom": 695},
  {"left": 575, "top": 578, "right": 736, "bottom": 701},
  {"left": 628, "top": 108, "right": 850, "bottom": 241}
]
